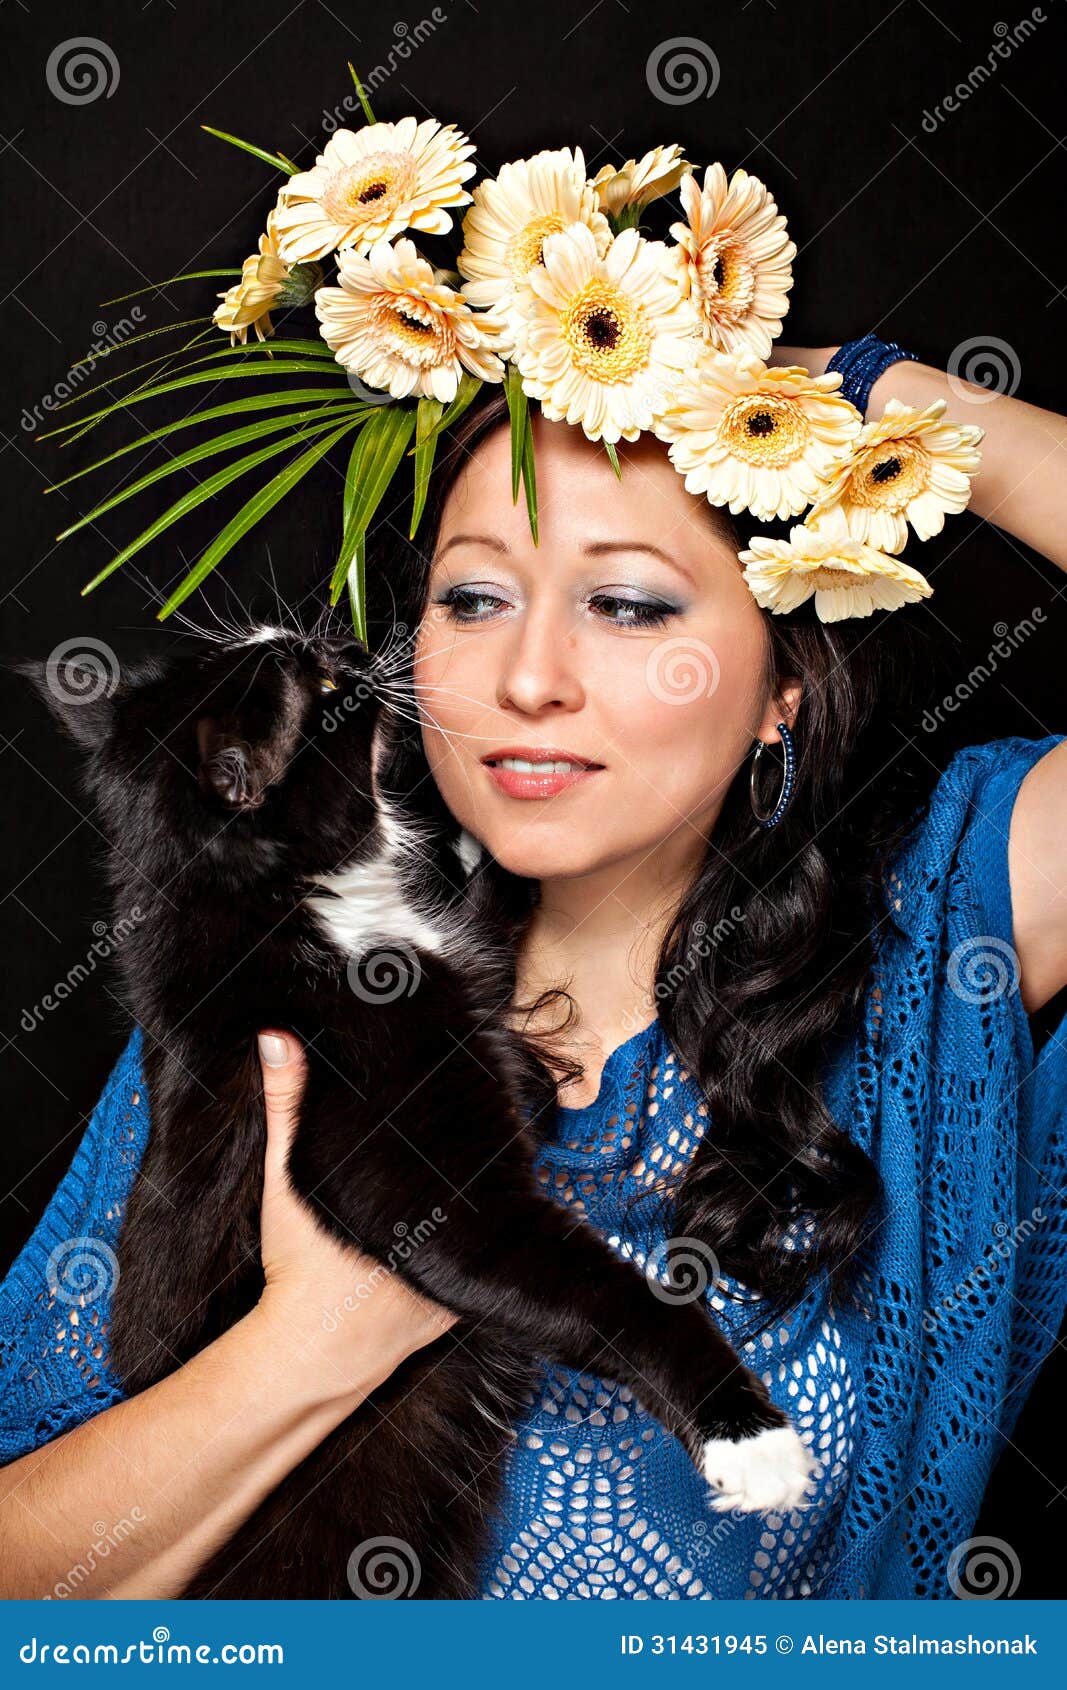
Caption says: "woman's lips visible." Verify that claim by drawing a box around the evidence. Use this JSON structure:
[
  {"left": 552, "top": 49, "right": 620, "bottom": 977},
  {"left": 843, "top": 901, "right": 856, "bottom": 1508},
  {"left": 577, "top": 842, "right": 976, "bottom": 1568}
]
[{"left": 482, "top": 759, "right": 605, "bottom": 800}]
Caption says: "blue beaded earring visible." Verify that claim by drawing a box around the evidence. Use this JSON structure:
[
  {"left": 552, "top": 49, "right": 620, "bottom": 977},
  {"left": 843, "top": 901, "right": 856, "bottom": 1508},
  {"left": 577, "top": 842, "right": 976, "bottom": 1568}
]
[{"left": 749, "top": 722, "right": 796, "bottom": 829}]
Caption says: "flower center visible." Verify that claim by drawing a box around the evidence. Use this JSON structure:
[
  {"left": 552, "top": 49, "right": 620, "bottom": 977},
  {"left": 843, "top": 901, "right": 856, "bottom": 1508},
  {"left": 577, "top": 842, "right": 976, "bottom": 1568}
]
[
  {"left": 381, "top": 296, "right": 453, "bottom": 366},
  {"left": 809, "top": 565, "right": 864, "bottom": 591},
  {"left": 696, "top": 236, "right": 756, "bottom": 329},
  {"left": 563, "top": 280, "right": 652, "bottom": 383},
  {"left": 322, "top": 154, "right": 413, "bottom": 227},
  {"left": 509, "top": 214, "right": 567, "bottom": 280},
  {"left": 850, "top": 439, "right": 928, "bottom": 509},
  {"left": 721, "top": 394, "right": 811, "bottom": 466}
]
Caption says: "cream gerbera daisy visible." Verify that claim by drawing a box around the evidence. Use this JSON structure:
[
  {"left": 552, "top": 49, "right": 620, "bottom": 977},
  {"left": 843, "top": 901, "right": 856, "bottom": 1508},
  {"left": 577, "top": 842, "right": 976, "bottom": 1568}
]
[
  {"left": 670, "top": 164, "right": 795, "bottom": 359},
  {"left": 507, "top": 221, "right": 701, "bottom": 444},
  {"left": 807, "top": 398, "right": 985, "bottom": 553},
  {"left": 590, "top": 144, "right": 692, "bottom": 219},
  {"left": 272, "top": 118, "right": 477, "bottom": 264},
  {"left": 739, "top": 526, "right": 933, "bottom": 623},
  {"left": 314, "top": 237, "right": 505, "bottom": 402},
  {"left": 653, "top": 349, "right": 862, "bottom": 522},
  {"left": 213, "top": 209, "right": 294, "bottom": 344}
]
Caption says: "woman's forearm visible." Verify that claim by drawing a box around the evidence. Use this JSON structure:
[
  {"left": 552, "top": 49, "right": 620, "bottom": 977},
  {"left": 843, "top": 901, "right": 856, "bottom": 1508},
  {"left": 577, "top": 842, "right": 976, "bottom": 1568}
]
[
  {"left": 0, "top": 1300, "right": 394, "bottom": 1600},
  {"left": 774, "top": 342, "right": 1067, "bottom": 576}
]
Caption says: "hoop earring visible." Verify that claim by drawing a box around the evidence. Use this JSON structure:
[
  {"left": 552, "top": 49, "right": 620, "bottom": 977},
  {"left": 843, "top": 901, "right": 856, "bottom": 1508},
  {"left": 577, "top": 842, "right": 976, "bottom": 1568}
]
[{"left": 749, "top": 721, "right": 796, "bottom": 829}]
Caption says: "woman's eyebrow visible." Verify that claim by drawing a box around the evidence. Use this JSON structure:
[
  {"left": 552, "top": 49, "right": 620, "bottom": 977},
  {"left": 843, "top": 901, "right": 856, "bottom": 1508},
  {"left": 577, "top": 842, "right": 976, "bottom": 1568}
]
[
  {"left": 435, "top": 533, "right": 509, "bottom": 559},
  {"left": 582, "top": 540, "right": 696, "bottom": 588},
  {"left": 433, "top": 534, "right": 697, "bottom": 588}
]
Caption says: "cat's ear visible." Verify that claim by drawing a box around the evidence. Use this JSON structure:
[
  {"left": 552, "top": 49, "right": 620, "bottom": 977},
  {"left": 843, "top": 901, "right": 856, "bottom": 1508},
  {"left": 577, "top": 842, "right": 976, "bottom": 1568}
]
[
  {"left": 195, "top": 716, "right": 290, "bottom": 811},
  {"left": 17, "top": 655, "right": 120, "bottom": 751}
]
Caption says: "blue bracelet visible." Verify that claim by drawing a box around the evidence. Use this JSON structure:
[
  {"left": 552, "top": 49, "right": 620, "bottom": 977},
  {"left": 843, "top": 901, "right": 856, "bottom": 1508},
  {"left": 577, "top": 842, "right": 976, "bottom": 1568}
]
[{"left": 825, "top": 332, "right": 919, "bottom": 416}]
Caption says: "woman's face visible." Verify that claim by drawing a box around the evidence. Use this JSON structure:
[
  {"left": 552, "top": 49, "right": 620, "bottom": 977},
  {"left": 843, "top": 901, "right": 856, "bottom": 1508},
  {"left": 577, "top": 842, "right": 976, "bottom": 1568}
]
[{"left": 413, "top": 409, "right": 798, "bottom": 884}]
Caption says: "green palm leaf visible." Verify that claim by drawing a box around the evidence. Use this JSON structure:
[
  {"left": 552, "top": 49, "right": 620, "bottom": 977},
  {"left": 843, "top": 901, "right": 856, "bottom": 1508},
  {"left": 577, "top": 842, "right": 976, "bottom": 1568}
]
[
  {"left": 80, "top": 415, "right": 351, "bottom": 595},
  {"left": 67, "top": 317, "right": 213, "bottom": 370},
  {"left": 39, "top": 360, "right": 349, "bottom": 442},
  {"left": 521, "top": 409, "right": 539, "bottom": 544},
  {"left": 201, "top": 126, "right": 300, "bottom": 175},
  {"left": 46, "top": 390, "right": 370, "bottom": 492},
  {"left": 55, "top": 403, "right": 360, "bottom": 540},
  {"left": 330, "top": 408, "right": 417, "bottom": 624},
  {"left": 98, "top": 271, "right": 241, "bottom": 307},
  {"left": 409, "top": 397, "right": 444, "bottom": 540},
  {"left": 157, "top": 419, "right": 361, "bottom": 620},
  {"left": 43, "top": 337, "right": 341, "bottom": 426}
]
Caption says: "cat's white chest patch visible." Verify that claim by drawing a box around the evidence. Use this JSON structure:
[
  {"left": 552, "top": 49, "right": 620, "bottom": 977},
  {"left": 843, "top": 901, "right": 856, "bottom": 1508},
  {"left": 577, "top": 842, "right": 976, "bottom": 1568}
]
[{"left": 304, "top": 848, "right": 449, "bottom": 961}]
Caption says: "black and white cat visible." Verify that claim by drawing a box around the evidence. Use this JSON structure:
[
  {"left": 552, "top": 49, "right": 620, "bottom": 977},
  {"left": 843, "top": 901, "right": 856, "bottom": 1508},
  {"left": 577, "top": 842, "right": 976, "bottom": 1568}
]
[{"left": 31, "top": 625, "right": 815, "bottom": 1599}]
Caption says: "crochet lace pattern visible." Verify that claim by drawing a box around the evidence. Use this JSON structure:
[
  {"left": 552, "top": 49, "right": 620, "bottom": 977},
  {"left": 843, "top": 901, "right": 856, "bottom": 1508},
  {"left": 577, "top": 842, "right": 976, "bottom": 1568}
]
[{"left": 2, "top": 734, "right": 1065, "bottom": 1600}]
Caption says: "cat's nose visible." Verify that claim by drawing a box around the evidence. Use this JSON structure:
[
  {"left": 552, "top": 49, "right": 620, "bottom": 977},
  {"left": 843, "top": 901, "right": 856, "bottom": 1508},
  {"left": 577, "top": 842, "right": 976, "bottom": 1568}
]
[{"left": 198, "top": 743, "right": 263, "bottom": 810}]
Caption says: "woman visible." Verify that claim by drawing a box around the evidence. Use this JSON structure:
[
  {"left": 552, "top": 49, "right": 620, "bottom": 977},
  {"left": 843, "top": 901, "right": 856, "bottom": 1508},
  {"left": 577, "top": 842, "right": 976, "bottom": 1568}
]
[{"left": 1, "top": 340, "right": 1065, "bottom": 1601}]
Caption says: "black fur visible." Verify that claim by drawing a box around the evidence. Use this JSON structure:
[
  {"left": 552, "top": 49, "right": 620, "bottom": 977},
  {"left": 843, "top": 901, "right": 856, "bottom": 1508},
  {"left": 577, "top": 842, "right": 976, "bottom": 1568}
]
[{"left": 29, "top": 628, "right": 790, "bottom": 1599}]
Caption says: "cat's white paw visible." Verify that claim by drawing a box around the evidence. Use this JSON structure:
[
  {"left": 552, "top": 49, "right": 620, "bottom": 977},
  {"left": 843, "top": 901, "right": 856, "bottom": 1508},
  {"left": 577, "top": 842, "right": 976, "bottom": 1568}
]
[{"left": 701, "top": 1425, "right": 818, "bottom": 1514}]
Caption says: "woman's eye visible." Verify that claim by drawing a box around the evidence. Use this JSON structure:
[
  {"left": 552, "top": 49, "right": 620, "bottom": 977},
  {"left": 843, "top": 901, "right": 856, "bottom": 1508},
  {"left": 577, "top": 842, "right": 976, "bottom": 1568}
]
[
  {"left": 435, "top": 587, "right": 509, "bottom": 623},
  {"left": 433, "top": 587, "right": 680, "bottom": 629},
  {"left": 588, "top": 594, "right": 677, "bottom": 629}
]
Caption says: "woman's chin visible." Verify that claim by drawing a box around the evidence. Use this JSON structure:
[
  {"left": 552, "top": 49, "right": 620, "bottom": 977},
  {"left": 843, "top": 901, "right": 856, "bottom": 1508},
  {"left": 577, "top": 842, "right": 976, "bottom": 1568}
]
[{"left": 481, "top": 835, "right": 616, "bottom": 882}]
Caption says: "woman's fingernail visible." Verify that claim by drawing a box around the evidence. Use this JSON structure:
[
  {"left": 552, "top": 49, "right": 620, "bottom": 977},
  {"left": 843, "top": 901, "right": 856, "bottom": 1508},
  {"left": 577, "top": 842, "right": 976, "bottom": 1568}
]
[{"left": 258, "top": 1033, "right": 289, "bottom": 1068}]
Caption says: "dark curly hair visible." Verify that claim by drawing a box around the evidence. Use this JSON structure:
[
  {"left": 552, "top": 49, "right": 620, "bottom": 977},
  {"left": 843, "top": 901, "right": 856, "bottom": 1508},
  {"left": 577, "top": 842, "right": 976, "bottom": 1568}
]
[{"left": 368, "top": 384, "right": 940, "bottom": 1338}]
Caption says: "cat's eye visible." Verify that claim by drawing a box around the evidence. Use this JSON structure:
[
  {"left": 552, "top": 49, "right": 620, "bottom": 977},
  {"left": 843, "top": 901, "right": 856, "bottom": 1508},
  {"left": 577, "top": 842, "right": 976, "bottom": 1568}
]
[{"left": 318, "top": 672, "right": 338, "bottom": 694}]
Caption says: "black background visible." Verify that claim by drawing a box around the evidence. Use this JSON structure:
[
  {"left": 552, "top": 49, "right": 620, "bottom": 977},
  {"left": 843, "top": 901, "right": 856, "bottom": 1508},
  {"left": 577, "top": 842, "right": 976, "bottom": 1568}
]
[{"left": 2, "top": 0, "right": 1065, "bottom": 1593}]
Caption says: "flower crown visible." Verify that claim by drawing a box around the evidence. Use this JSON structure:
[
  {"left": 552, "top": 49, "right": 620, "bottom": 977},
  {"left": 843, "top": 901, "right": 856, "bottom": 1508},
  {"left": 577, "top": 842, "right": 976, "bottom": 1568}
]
[{"left": 49, "top": 70, "right": 984, "bottom": 639}]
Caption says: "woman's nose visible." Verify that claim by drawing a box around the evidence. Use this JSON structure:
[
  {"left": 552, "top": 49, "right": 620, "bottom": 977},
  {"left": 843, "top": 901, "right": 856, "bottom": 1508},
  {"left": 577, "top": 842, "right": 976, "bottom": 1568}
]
[{"left": 497, "top": 603, "right": 585, "bottom": 714}]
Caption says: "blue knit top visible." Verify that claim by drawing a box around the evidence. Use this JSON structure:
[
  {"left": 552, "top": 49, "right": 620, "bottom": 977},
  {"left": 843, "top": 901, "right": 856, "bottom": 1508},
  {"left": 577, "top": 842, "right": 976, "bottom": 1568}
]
[{"left": 3, "top": 734, "right": 1066, "bottom": 1601}]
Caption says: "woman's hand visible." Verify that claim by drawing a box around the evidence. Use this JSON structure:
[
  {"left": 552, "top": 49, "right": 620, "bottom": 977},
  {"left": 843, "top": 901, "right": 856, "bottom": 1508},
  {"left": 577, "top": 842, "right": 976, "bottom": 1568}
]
[{"left": 254, "top": 1031, "right": 460, "bottom": 1406}]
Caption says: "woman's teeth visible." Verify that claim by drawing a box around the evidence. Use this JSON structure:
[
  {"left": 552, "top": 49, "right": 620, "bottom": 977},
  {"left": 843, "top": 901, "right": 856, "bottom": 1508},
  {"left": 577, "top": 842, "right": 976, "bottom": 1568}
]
[{"left": 492, "top": 757, "right": 586, "bottom": 773}]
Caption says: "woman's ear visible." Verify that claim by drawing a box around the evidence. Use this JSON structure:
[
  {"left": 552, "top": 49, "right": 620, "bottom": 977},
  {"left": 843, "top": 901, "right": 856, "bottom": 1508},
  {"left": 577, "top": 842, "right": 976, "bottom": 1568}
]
[{"left": 760, "top": 677, "right": 803, "bottom": 740}]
